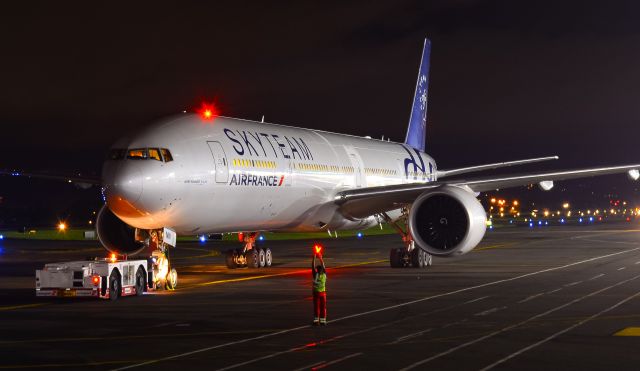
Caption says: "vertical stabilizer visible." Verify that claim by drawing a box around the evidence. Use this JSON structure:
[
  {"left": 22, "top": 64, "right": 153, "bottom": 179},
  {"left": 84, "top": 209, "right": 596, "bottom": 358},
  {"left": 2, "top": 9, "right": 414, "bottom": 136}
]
[{"left": 404, "top": 38, "right": 431, "bottom": 152}]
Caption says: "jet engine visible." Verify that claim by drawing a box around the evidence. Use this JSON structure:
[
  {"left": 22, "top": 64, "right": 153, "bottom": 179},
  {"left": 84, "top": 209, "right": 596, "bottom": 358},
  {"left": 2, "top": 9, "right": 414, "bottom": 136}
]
[
  {"left": 96, "top": 205, "right": 145, "bottom": 255},
  {"left": 408, "top": 185, "right": 487, "bottom": 257}
]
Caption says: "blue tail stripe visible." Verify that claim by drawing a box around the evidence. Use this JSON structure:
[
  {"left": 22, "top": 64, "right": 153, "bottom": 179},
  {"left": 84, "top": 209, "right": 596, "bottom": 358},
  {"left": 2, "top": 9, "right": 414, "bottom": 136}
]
[{"left": 404, "top": 38, "right": 431, "bottom": 152}]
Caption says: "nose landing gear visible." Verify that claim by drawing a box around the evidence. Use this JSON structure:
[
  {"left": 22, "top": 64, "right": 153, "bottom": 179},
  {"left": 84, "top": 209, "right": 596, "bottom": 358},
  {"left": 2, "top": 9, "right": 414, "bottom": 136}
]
[
  {"left": 225, "top": 232, "right": 273, "bottom": 269},
  {"left": 144, "top": 228, "right": 179, "bottom": 290}
]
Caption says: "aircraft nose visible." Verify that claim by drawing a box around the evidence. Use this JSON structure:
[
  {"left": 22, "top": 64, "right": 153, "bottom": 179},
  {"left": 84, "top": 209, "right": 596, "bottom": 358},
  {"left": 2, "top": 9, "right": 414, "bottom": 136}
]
[{"left": 104, "top": 163, "right": 143, "bottom": 205}]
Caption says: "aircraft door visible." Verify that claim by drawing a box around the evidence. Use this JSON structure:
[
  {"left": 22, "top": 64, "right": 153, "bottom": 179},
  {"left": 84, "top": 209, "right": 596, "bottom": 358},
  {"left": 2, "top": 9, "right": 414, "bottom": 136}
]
[
  {"left": 207, "top": 141, "right": 229, "bottom": 183},
  {"left": 346, "top": 147, "right": 365, "bottom": 187}
]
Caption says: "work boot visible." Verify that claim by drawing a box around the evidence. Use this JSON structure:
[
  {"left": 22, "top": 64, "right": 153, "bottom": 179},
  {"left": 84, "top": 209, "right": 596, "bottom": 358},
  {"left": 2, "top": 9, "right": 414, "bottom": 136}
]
[
  {"left": 320, "top": 318, "right": 327, "bottom": 326},
  {"left": 312, "top": 318, "right": 320, "bottom": 326}
]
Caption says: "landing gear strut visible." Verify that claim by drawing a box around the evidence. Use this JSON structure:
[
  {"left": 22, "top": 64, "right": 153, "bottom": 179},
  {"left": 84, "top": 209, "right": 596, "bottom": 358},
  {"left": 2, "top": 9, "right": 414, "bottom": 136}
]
[
  {"left": 382, "top": 210, "right": 432, "bottom": 269},
  {"left": 225, "top": 232, "right": 273, "bottom": 269}
]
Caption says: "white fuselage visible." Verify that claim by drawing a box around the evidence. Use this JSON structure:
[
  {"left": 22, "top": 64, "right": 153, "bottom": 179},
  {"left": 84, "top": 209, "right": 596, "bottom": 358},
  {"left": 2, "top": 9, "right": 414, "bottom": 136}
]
[{"left": 102, "top": 114, "right": 437, "bottom": 235}]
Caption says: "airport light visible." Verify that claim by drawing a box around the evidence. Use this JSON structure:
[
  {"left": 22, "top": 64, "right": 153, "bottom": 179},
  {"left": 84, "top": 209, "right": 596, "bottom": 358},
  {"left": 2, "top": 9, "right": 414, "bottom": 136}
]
[
  {"left": 259, "top": 235, "right": 265, "bottom": 241},
  {"left": 513, "top": 200, "right": 519, "bottom": 206},
  {"left": 356, "top": 232, "right": 363, "bottom": 239},
  {"left": 57, "top": 222, "right": 67, "bottom": 232},
  {"left": 563, "top": 203, "right": 570, "bottom": 209},
  {"left": 199, "top": 235, "right": 206, "bottom": 243},
  {"left": 0, "top": 234, "right": 3, "bottom": 240}
]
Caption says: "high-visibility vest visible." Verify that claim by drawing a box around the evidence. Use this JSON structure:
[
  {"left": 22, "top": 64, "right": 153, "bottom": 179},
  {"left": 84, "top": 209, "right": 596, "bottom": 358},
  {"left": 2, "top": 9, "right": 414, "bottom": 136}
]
[{"left": 313, "top": 272, "right": 326, "bottom": 292}]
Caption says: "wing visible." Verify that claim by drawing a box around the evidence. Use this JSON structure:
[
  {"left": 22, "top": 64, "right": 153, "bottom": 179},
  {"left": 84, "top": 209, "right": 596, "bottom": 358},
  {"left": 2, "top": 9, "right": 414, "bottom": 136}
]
[
  {"left": 437, "top": 156, "right": 559, "bottom": 178},
  {"left": 335, "top": 164, "right": 640, "bottom": 219},
  {"left": 0, "top": 169, "right": 101, "bottom": 188}
]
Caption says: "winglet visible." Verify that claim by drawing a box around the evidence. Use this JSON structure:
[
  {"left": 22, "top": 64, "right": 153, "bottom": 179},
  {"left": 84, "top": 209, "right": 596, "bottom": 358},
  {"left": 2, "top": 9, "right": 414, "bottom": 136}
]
[{"left": 404, "top": 38, "right": 431, "bottom": 152}]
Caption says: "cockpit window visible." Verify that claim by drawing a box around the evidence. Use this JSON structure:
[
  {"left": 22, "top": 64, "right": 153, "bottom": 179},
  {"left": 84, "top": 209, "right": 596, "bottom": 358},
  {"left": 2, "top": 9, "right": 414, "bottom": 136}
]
[
  {"left": 127, "top": 148, "right": 147, "bottom": 160},
  {"left": 161, "top": 148, "right": 173, "bottom": 162},
  {"left": 148, "top": 148, "right": 162, "bottom": 161},
  {"left": 107, "top": 149, "right": 126, "bottom": 160}
]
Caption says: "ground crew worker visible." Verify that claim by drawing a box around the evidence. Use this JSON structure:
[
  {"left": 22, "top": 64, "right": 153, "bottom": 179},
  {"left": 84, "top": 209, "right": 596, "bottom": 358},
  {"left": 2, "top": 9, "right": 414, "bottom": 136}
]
[{"left": 312, "top": 252, "right": 327, "bottom": 326}]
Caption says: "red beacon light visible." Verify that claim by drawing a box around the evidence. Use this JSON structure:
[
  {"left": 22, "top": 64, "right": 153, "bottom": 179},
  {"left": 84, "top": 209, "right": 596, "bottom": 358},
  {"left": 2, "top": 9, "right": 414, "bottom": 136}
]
[{"left": 198, "top": 102, "right": 219, "bottom": 121}]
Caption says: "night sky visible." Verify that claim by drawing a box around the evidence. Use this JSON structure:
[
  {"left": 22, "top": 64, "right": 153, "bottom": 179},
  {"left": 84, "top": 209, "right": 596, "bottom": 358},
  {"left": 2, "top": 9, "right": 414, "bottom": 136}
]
[{"left": 1, "top": 1, "right": 639, "bottom": 227}]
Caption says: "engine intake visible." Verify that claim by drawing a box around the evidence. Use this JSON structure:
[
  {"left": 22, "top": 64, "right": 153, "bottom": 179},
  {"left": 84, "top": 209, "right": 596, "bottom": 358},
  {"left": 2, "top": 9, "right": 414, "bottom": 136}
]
[
  {"left": 408, "top": 186, "right": 486, "bottom": 256},
  {"left": 96, "top": 205, "right": 146, "bottom": 255}
]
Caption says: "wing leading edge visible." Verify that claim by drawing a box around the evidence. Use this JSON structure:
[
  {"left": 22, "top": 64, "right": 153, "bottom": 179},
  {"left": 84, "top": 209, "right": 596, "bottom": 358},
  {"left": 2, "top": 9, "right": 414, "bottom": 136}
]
[{"left": 335, "top": 164, "right": 640, "bottom": 219}]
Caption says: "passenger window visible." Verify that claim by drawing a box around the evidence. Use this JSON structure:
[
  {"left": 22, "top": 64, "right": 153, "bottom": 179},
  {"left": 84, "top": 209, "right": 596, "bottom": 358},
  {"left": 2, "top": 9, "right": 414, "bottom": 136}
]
[
  {"left": 148, "top": 148, "right": 162, "bottom": 161},
  {"left": 127, "top": 148, "right": 147, "bottom": 160},
  {"left": 161, "top": 148, "right": 173, "bottom": 162}
]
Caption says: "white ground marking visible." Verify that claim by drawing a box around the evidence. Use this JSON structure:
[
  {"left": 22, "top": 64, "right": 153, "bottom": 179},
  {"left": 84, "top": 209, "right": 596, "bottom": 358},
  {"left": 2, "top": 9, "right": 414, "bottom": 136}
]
[
  {"left": 546, "top": 288, "right": 563, "bottom": 294},
  {"left": 441, "top": 318, "right": 469, "bottom": 329},
  {"left": 517, "top": 293, "right": 545, "bottom": 304},
  {"left": 114, "top": 246, "right": 640, "bottom": 370},
  {"left": 215, "top": 324, "right": 386, "bottom": 370},
  {"left": 291, "top": 361, "right": 324, "bottom": 371},
  {"left": 618, "top": 267, "right": 626, "bottom": 271},
  {"left": 475, "top": 307, "right": 507, "bottom": 317},
  {"left": 479, "top": 290, "right": 640, "bottom": 370},
  {"left": 398, "top": 273, "right": 640, "bottom": 371},
  {"left": 564, "top": 281, "right": 582, "bottom": 287},
  {"left": 588, "top": 273, "right": 605, "bottom": 281},
  {"left": 635, "top": 261, "right": 640, "bottom": 265},
  {"left": 313, "top": 353, "right": 363, "bottom": 369},
  {"left": 391, "top": 328, "right": 433, "bottom": 344},
  {"left": 464, "top": 296, "right": 490, "bottom": 304}
]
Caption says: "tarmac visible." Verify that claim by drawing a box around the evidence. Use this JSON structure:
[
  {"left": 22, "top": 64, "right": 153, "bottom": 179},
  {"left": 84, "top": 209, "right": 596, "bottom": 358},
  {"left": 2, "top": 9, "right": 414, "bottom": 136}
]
[{"left": 1, "top": 224, "right": 640, "bottom": 370}]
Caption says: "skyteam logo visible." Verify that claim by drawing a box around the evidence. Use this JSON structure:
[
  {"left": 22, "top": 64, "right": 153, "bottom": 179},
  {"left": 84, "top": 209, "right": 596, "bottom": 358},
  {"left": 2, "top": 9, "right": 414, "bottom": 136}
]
[{"left": 401, "top": 145, "right": 433, "bottom": 181}]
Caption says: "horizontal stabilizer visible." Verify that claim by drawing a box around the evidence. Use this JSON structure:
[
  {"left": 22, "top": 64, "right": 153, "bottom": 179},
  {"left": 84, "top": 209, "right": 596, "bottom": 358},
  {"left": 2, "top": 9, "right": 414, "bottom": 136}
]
[{"left": 437, "top": 156, "right": 559, "bottom": 178}]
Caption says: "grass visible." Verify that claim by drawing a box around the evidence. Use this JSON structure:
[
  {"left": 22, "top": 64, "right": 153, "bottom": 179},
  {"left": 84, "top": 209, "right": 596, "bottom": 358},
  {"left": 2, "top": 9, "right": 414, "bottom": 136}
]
[{"left": 0, "top": 224, "right": 400, "bottom": 242}]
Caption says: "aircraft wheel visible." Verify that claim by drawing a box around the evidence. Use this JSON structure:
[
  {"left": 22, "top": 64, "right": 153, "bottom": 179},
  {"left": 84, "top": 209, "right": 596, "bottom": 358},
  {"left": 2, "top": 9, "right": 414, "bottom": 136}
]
[
  {"left": 247, "top": 249, "right": 260, "bottom": 269},
  {"left": 225, "top": 250, "right": 237, "bottom": 269},
  {"left": 165, "top": 268, "right": 178, "bottom": 290},
  {"left": 390, "top": 248, "right": 401, "bottom": 268},
  {"left": 264, "top": 248, "right": 273, "bottom": 267},
  {"left": 425, "top": 252, "right": 433, "bottom": 267},
  {"left": 258, "top": 248, "right": 266, "bottom": 268},
  {"left": 411, "top": 249, "right": 422, "bottom": 268},
  {"left": 109, "top": 270, "right": 121, "bottom": 301},
  {"left": 135, "top": 266, "right": 146, "bottom": 296}
]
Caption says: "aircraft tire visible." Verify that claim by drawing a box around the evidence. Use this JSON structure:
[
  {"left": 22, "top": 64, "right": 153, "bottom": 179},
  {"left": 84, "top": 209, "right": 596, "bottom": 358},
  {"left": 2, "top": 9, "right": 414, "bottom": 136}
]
[
  {"left": 264, "top": 248, "right": 273, "bottom": 267},
  {"left": 166, "top": 268, "right": 178, "bottom": 290},
  {"left": 258, "top": 248, "right": 266, "bottom": 268},
  {"left": 225, "top": 250, "right": 237, "bottom": 269},
  {"left": 247, "top": 249, "right": 260, "bottom": 269},
  {"left": 390, "top": 248, "right": 401, "bottom": 268}
]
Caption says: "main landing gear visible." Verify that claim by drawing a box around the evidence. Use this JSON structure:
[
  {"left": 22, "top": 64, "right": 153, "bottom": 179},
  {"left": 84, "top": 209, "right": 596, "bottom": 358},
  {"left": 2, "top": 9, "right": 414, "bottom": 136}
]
[
  {"left": 382, "top": 211, "right": 433, "bottom": 269},
  {"left": 225, "top": 232, "right": 273, "bottom": 269}
]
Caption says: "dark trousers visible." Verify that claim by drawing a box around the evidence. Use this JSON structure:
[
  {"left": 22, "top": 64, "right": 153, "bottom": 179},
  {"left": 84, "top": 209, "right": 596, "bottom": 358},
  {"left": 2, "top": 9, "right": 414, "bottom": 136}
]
[{"left": 313, "top": 291, "right": 327, "bottom": 320}]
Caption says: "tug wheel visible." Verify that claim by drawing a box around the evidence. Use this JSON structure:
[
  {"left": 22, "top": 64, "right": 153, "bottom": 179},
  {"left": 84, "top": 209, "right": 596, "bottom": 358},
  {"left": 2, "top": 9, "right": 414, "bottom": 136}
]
[{"left": 109, "top": 270, "right": 121, "bottom": 301}]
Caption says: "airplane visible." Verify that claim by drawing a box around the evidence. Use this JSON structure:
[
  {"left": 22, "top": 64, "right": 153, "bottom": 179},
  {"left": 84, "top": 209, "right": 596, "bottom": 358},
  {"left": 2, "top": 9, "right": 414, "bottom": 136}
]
[{"left": 6, "top": 39, "right": 640, "bottom": 289}]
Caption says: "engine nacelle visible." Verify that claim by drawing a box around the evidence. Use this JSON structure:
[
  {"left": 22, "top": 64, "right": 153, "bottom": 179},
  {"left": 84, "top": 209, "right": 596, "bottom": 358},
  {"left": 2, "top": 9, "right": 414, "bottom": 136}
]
[
  {"left": 96, "top": 205, "right": 146, "bottom": 255},
  {"left": 408, "top": 185, "right": 487, "bottom": 257}
]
